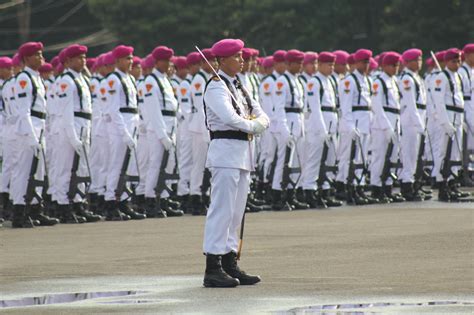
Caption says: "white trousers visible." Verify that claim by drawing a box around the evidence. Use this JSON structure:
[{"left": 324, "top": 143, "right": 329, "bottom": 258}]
[
  {"left": 177, "top": 123, "right": 193, "bottom": 196},
  {"left": 432, "top": 126, "right": 462, "bottom": 182},
  {"left": 399, "top": 126, "right": 420, "bottom": 183},
  {"left": 203, "top": 167, "right": 250, "bottom": 255},
  {"left": 302, "top": 133, "right": 337, "bottom": 190},
  {"left": 271, "top": 132, "right": 305, "bottom": 190},
  {"left": 369, "top": 131, "right": 399, "bottom": 186},
  {"left": 0, "top": 132, "right": 18, "bottom": 194},
  {"left": 189, "top": 131, "right": 208, "bottom": 195},
  {"left": 336, "top": 132, "right": 370, "bottom": 185},
  {"left": 104, "top": 134, "right": 137, "bottom": 201},
  {"left": 89, "top": 134, "right": 109, "bottom": 195},
  {"left": 135, "top": 132, "right": 149, "bottom": 196},
  {"left": 261, "top": 131, "right": 277, "bottom": 183},
  {"left": 10, "top": 135, "right": 45, "bottom": 205},
  {"left": 144, "top": 132, "right": 165, "bottom": 199},
  {"left": 53, "top": 133, "right": 88, "bottom": 205}
]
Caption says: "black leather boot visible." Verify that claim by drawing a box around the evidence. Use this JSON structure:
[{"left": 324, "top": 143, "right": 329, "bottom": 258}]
[
  {"left": 383, "top": 185, "right": 405, "bottom": 203},
  {"left": 60, "top": 204, "right": 87, "bottom": 224},
  {"left": 287, "top": 189, "right": 310, "bottom": 210},
  {"left": 295, "top": 187, "right": 305, "bottom": 203},
  {"left": 371, "top": 186, "right": 390, "bottom": 204},
  {"left": 145, "top": 198, "right": 166, "bottom": 218},
  {"left": 203, "top": 254, "right": 240, "bottom": 288},
  {"left": 29, "top": 204, "right": 60, "bottom": 226},
  {"left": 176, "top": 194, "right": 189, "bottom": 213},
  {"left": 187, "top": 195, "right": 203, "bottom": 216},
  {"left": 118, "top": 200, "right": 146, "bottom": 220},
  {"left": 88, "top": 193, "right": 99, "bottom": 214},
  {"left": 358, "top": 186, "right": 379, "bottom": 204},
  {"left": 304, "top": 189, "right": 327, "bottom": 209},
  {"left": 322, "top": 189, "right": 343, "bottom": 207},
  {"left": 400, "top": 182, "right": 423, "bottom": 201},
  {"left": 160, "top": 198, "right": 184, "bottom": 217},
  {"left": 438, "top": 182, "right": 452, "bottom": 201},
  {"left": 271, "top": 189, "right": 292, "bottom": 211},
  {"left": 347, "top": 185, "right": 368, "bottom": 205},
  {"left": 334, "top": 181, "right": 348, "bottom": 200},
  {"left": 12, "top": 205, "right": 39, "bottom": 228},
  {"left": 449, "top": 180, "right": 470, "bottom": 198},
  {"left": 74, "top": 202, "right": 103, "bottom": 222},
  {"left": 105, "top": 200, "right": 131, "bottom": 221},
  {"left": 222, "top": 251, "right": 261, "bottom": 285}
]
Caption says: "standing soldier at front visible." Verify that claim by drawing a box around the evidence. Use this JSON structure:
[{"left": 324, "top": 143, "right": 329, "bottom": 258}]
[
  {"left": 103, "top": 45, "right": 146, "bottom": 220},
  {"left": 10, "top": 42, "right": 58, "bottom": 227},
  {"left": 432, "top": 48, "right": 468, "bottom": 200},
  {"left": 398, "top": 49, "right": 428, "bottom": 201},
  {"left": 202, "top": 38, "right": 269, "bottom": 288}
]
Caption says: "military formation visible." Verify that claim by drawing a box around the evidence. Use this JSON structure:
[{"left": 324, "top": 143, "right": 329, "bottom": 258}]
[{"left": 0, "top": 41, "right": 473, "bottom": 230}]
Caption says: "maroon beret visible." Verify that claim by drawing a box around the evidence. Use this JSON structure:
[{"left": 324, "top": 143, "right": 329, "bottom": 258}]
[
  {"left": 318, "top": 51, "right": 335, "bottom": 63},
  {"left": 141, "top": 54, "right": 155, "bottom": 69},
  {"left": 272, "top": 50, "right": 287, "bottom": 63},
  {"left": 354, "top": 49, "right": 373, "bottom": 61},
  {"left": 262, "top": 56, "right": 274, "bottom": 68},
  {"left": 0, "top": 57, "right": 13, "bottom": 69},
  {"left": 173, "top": 56, "right": 188, "bottom": 70},
  {"left": 132, "top": 56, "right": 142, "bottom": 66},
  {"left": 333, "top": 50, "right": 350, "bottom": 65},
  {"left": 12, "top": 53, "right": 22, "bottom": 66},
  {"left": 285, "top": 49, "right": 304, "bottom": 62},
  {"left": 303, "top": 52, "right": 318, "bottom": 64},
  {"left": 250, "top": 48, "right": 259, "bottom": 57},
  {"left": 347, "top": 54, "right": 355, "bottom": 65},
  {"left": 242, "top": 48, "right": 253, "bottom": 60},
  {"left": 381, "top": 51, "right": 401, "bottom": 65},
  {"left": 18, "top": 42, "right": 43, "bottom": 58},
  {"left": 202, "top": 48, "right": 216, "bottom": 60},
  {"left": 112, "top": 45, "right": 134, "bottom": 59},
  {"left": 186, "top": 52, "right": 201, "bottom": 65},
  {"left": 444, "top": 48, "right": 461, "bottom": 61},
  {"left": 51, "top": 56, "right": 60, "bottom": 68},
  {"left": 402, "top": 48, "right": 422, "bottom": 62},
  {"left": 211, "top": 39, "right": 244, "bottom": 58},
  {"left": 39, "top": 62, "right": 53, "bottom": 73},
  {"left": 463, "top": 43, "right": 474, "bottom": 54},
  {"left": 102, "top": 52, "right": 116, "bottom": 66},
  {"left": 87, "top": 57, "right": 96, "bottom": 70},
  {"left": 152, "top": 46, "right": 174, "bottom": 60},
  {"left": 58, "top": 48, "right": 68, "bottom": 64},
  {"left": 435, "top": 51, "right": 446, "bottom": 62},
  {"left": 65, "top": 44, "right": 88, "bottom": 59}
]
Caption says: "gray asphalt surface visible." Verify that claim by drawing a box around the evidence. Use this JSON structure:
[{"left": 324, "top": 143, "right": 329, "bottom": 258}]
[{"left": 0, "top": 195, "right": 473, "bottom": 314}]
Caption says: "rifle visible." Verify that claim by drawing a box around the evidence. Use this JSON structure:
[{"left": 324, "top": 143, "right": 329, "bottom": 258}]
[
  {"left": 115, "top": 129, "right": 140, "bottom": 200},
  {"left": 24, "top": 130, "right": 48, "bottom": 205},
  {"left": 155, "top": 144, "right": 180, "bottom": 197},
  {"left": 381, "top": 139, "right": 397, "bottom": 184},
  {"left": 265, "top": 146, "right": 278, "bottom": 184},
  {"left": 68, "top": 129, "right": 91, "bottom": 202},
  {"left": 413, "top": 132, "right": 427, "bottom": 192},
  {"left": 441, "top": 135, "right": 455, "bottom": 181},
  {"left": 280, "top": 123, "right": 301, "bottom": 190},
  {"left": 317, "top": 123, "right": 338, "bottom": 190}
]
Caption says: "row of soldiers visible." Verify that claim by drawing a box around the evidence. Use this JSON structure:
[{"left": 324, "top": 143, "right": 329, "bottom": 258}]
[{"left": 0, "top": 41, "right": 472, "bottom": 228}]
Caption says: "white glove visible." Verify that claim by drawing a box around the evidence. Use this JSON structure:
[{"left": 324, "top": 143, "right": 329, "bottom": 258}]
[
  {"left": 251, "top": 119, "right": 266, "bottom": 135},
  {"left": 350, "top": 128, "right": 360, "bottom": 140},
  {"left": 442, "top": 123, "right": 456, "bottom": 137},
  {"left": 124, "top": 133, "right": 136, "bottom": 149},
  {"left": 255, "top": 116, "right": 269, "bottom": 129},
  {"left": 160, "top": 136, "right": 173, "bottom": 150},
  {"left": 71, "top": 138, "right": 83, "bottom": 154},
  {"left": 29, "top": 137, "right": 41, "bottom": 154}
]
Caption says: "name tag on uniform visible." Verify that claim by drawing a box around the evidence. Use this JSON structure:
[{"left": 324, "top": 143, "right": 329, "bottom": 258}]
[
  {"left": 144, "top": 93, "right": 152, "bottom": 97},
  {"left": 195, "top": 92, "right": 202, "bottom": 96},
  {"left": 182, "top": 98, "right": 189, "bottom": 102},
  {"left": 434, "top": 88, "right": 441, "bottom": 92},
  {"left": 307, "top": 92, "right": 314, "bottom": 96},
  {"left": 18, "top": 93, "right": 26, "bottom": 98},
  {"left": 58, "top": 93, "right": 66, "bottom": 98}
]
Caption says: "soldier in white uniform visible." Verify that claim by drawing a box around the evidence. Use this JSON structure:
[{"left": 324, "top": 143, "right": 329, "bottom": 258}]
[
  {"left": 303, "top": 52, "right": 342, "bottom": 208},
  {"left": 140, "top": 46, "right": 183, "bottom": 218},
  {"left": 103, "top": 45, "right": 145, "bottom": 220},
  {"left": 431, "top": 48, "right": 468, "bottom": 201},
  {"left": 188, "top": 49, "right": 217, "bottom": 215},
  {"left": 398, "top": 48, "right": 428, "bottom": 201},
  {"left": 53, "top": 44, "right": 102, "bottom": 223},
  {"left": 175, "top": 52, "right": 200, "bottom": 209},
  {"left": 459, "top": 44, "right": 474, "bottom": 185},
  {"left": 202, "top": 38, "right": 268, "bottom": 288},
  {"left": 0, "top": 57, "right": 14, "bottom": 221},
  {"left": 270, "top": 49, "right": 310, "bottom": 210},
  {"left": 10, "top": 42, "right": 58, "bottom": 227},
  {"left": 369, "top": 52, "right": 405, "bottom": 203},
  {"left": 335, "top": 49, "right": 376, "bottom": 205}
]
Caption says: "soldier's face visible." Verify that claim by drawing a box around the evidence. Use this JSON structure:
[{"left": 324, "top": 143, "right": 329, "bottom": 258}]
[
  {"left": 220, "top": 52, "right": 243, "bottom": 76},
  {"left": 356, "top": 60, "right": 370, "bottom": 74},
  {"left": 406, "top": 57, "right": 421, "bottom": 72},
  {"left": 25, "top": 51, "right": 44, "bottom": 70},
  {"left": 334, "top": 63, "right": 347, "bottom": 75},
  {"left": 0, "top": 67, "right": 13, "bottom": 80},
  {"left": 69, "top": 54, "right": 86, "bottom": 72},
  {"left": 287, "top": 61, "right": 303, "bottom": 74},
  {"left": 131, "top": 64, "right": 142, "bottom": 80},
  {"left": 117, "top": 55, "right": 133, "bottom": 73},
  {"left": 446, "top": 57, "right": 461, "bottom": 72},
  {"left": 303, "top": 61, "right": 317, "bottom": 75},
  {"left": 319, "top": 62, "right": 334, "bottom": 76},
  {"left": 383, "top": 63, "right": 399, "bottom": 76}
]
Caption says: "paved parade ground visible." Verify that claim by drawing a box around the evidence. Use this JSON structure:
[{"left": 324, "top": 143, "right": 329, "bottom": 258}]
[{"left": 1, "top": 196, "right": 473, "bottom": 314}]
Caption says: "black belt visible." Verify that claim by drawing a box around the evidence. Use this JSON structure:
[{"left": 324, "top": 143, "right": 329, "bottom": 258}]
[
  {"left": 119, "top": 108, "right": 138, "bottom": 114},
  {"left": 464, "top": 96, "right": 471, "bottom": 101},
  {"left": 285, "top": 108, "right": 303, "bottom": 113},
  {"left": 161, "top": 110, "right": 176, "bottom": 117},
  {"left": 416, "top": 103, "right": 426, "bottom": 110},
  {"left": 383, "top": 107, "right": 400, "bottom": 114},
  {"left": 74, "top": 112, "right": 92, "bottom": 120},
  {"left": 31, "top": 110, "right": 46, "bottom": 120},
  {"left": 321, "top": 106, "right": 337, "bottom": 113},
  {"left": 210, "top": 130, "right": 250, "bottom": 141},
  {"left": 352, "top": 106, "right": 372, "bottom": 111},
  {"left": 446, "top": 105, "right": 464, "bottom": 113}
]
